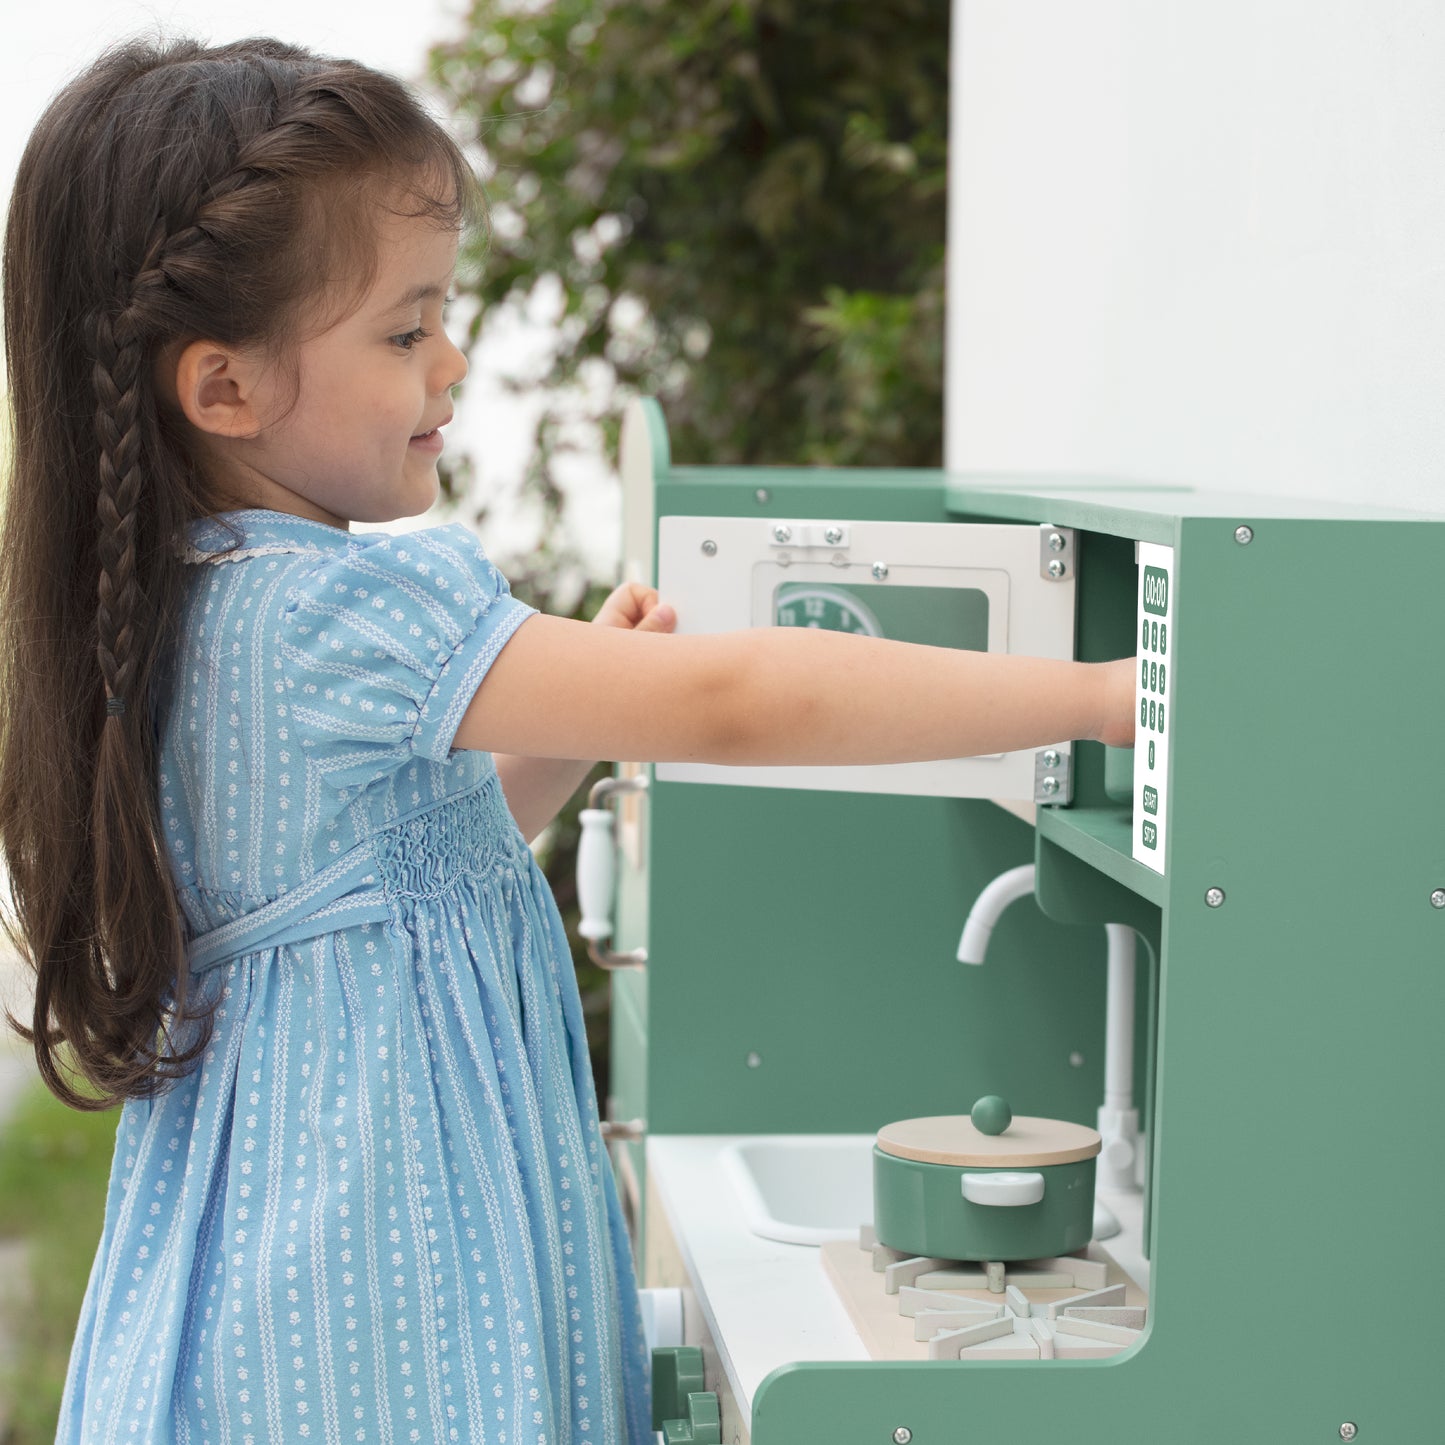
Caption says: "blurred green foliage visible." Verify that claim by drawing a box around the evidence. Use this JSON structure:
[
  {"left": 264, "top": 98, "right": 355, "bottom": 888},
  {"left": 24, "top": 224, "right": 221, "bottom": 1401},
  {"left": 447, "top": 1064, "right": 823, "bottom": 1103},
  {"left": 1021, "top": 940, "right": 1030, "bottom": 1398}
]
[
  {"left": 432, "top": 0, "right": 946, "bottom": 477},
  {"left": 430, "top": 0, "right": 948, "bottom": 1092},
  {"left": 0, "top": 1080, "right": 114, "bottom": 1442}
]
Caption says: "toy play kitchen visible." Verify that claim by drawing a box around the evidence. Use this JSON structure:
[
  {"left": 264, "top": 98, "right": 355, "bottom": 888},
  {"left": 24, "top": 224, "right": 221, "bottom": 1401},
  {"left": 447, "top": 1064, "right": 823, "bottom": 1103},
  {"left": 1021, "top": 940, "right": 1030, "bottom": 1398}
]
[{"left": 581, "top": 397, "right": 1443, "bottom": 1444}]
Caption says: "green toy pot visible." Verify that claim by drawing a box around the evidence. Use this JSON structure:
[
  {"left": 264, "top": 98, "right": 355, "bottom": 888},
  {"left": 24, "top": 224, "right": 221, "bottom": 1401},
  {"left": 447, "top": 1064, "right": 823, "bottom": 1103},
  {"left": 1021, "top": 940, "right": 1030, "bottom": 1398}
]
[{"left": 872, "top": 1104, "right": 1101, "bottom": 1262}]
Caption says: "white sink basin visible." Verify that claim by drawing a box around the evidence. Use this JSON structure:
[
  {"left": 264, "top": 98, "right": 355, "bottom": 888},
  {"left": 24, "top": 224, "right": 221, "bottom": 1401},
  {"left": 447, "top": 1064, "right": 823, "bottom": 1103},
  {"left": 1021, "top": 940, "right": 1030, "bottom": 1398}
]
[{"left": 721, "top": 1134, "right": 876, "bottom": 1246}]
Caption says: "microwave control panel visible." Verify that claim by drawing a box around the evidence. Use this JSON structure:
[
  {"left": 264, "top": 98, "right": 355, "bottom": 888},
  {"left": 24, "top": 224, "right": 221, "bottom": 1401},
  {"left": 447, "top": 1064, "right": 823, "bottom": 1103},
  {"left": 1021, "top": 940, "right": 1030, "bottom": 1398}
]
[{"left": 1134, "top": 542, "right": 1174, "bottom": 872}]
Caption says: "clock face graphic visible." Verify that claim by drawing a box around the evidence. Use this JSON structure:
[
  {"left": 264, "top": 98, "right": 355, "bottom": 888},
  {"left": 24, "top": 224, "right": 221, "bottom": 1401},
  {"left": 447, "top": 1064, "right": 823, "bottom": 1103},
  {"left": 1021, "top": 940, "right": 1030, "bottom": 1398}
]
[{"left": 773, "top": 584, "right": 884, "bottom": 637}]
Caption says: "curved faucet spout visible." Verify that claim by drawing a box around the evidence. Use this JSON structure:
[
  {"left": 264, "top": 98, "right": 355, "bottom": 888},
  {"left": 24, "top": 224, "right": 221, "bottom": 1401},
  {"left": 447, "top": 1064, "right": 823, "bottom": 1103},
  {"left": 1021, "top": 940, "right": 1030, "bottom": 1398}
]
[{"left": 956, "top": 863, "right": 1037, "bottom": 964}]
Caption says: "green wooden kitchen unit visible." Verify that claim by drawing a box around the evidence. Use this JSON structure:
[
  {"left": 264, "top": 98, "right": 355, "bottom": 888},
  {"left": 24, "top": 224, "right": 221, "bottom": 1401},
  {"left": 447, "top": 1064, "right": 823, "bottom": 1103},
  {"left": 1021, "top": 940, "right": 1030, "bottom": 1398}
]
[{"left": 585, "top": 399, "right": 1443, "bottom": 1445}]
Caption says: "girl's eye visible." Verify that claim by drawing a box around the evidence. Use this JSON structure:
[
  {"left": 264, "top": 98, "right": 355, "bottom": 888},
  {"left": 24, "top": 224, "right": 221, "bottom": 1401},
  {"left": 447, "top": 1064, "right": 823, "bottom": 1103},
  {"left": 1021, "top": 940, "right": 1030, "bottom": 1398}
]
[{"left": 390, "top": 326, "right": 431, "bottom": 352}]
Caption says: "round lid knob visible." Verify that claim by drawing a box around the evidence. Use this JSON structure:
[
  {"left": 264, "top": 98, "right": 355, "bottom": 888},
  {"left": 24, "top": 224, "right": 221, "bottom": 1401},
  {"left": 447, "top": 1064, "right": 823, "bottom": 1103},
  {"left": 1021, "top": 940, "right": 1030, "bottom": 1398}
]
[{"left": 970, "top": 1095, "right": 1012, "bottom": 1136}]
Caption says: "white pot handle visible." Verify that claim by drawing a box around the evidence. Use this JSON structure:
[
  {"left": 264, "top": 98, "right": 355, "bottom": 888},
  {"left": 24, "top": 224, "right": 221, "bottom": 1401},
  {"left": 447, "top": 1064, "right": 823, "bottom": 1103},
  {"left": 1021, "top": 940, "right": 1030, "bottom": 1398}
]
[{"left": 961, "top": 1171, "right": 1045, "bottom": 1207}]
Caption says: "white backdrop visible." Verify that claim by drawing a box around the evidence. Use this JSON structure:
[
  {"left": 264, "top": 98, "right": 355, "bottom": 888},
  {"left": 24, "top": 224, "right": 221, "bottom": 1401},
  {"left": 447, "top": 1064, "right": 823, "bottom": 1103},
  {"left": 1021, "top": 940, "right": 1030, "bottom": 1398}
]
[{"left": 946, "top": 0, "right": 1445, "bottom": 514}]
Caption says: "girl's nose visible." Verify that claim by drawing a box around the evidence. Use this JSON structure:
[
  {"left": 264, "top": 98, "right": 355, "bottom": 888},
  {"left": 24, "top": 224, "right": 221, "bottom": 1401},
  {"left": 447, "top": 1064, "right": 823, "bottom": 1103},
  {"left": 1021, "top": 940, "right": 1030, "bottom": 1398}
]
[{"left": 435, "top": 332, "right": 468, "bottom": 392}]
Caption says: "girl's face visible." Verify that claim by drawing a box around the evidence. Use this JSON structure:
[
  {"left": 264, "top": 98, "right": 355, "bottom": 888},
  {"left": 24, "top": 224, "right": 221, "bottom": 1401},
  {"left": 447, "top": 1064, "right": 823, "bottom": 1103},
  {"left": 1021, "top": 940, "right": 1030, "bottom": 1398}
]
[{"left": 227, "top": 210, "right": 468, "bottom": 528}]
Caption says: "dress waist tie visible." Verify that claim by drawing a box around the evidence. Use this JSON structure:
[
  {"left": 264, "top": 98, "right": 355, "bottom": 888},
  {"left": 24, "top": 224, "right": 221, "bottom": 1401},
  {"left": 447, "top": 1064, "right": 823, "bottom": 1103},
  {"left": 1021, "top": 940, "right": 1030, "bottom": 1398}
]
[{"left": 186, "top": 849, "right": 391, "bottom": 976}]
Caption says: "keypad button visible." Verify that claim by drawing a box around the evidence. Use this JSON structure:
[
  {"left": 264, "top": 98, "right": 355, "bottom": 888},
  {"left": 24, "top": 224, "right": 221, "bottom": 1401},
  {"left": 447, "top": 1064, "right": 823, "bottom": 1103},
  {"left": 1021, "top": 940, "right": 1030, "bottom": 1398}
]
[
  {"left": 1151, "top": 621, "right": 1159, "bottom": 653},
  {"left": 1149, "top": 699, "right": 1156, "bottom": 731},
  {"left": 1159, "top": 663, "right": 1166, "bottom": 694},
  {"left": 1140, "top": 698, "right": 1148, "bottom": 728},
  {"left": 1157, "top": 702, "right": 1166, "bottom": 733},
  {"left": 1159, "top": 622, "right": 1167, "bottom": 656},
  {"left": 1150, "top": 660, "right": 1158, "bottom": 693},
  {"left": 1142, "top": 619, "right": 1150, "bottom": 650},
  {"left": 1141, "top": 660, "right": 1149, "bottom": 690}
]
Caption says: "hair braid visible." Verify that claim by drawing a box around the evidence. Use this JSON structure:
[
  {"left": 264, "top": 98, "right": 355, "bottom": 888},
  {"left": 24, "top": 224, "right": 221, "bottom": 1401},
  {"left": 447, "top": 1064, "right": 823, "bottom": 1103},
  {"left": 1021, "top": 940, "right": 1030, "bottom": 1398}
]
[{"left": 91, "top": 302, "right": 151, "bottom": 715}]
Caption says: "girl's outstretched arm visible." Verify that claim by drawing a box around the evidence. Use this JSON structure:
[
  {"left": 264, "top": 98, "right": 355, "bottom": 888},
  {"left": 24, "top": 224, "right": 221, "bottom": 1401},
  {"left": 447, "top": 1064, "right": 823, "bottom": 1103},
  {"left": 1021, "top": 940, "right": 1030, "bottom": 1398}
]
[
  {"left": 457, "top": 613, "right": 1136, "bottom": 766},
  {"left": 492, "top": 583, "right": 677, "bottom": 841}
]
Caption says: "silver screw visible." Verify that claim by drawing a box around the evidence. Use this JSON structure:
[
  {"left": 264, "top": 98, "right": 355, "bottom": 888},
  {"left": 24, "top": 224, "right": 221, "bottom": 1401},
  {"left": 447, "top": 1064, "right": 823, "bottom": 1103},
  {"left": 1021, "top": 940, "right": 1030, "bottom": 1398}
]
[
  {"left": 824, "top": 526, "right": 843, "bottom": 545},
  {"left": 701, "top": 540, "right": 717, "bottom": 557},
  {"left": 1041, "top": 776, "right": 1060, "bottom": 796},
  {"left": 755, "top": 488, "right": 770, "bottom": 505},
  {"left": 892, "top": 1431, "right": 913, "bottom": 1445},
  {"left": 872, "top": 562, "right": 889, "bottom": 580},
  {"left": 1432, "top": 889, "right": 1445, "bottom": 909},
  {"left": 1069, "top": 1051, "right": 1086, "bottom": 1068},
  {"left": 1047, "top": 559, "right": 1067, "bottom": 579},
  {"left": 1206, "top": 887, "right": 1226, "bottom": 908},
  {"left": 1047, "top": 531, "right": 1066, "bottom": 552},
  {"left": 1042, "top": 750, "right": 1060, "bottom": 768},
  {"left": 746, "top": 1051, "right": 762, "bottom": 1069},
  {"left": 1234, "top": 525, "right": 1254, "bottom": 545},
  {"left": 773, "top": 524, "right": 792, "bottom": 544},
  {"left": 1339, "top": 1426, "right": 1357, "bottom": 1442}
]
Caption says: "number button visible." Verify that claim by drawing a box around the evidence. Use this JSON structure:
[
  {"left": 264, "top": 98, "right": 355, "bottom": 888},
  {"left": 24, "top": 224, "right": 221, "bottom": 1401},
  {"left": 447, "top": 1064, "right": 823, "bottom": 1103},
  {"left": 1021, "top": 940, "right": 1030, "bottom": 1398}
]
[{"left": 1159, "top": 622, "right": 1167, "bottom": 656}]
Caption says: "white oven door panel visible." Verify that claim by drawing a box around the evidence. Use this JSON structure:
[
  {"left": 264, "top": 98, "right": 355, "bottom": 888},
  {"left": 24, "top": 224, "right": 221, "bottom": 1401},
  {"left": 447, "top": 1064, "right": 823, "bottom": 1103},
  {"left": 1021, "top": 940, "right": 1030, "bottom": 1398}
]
[{"left": 655, "top": 516, "right": 1077, "bottom": 801}]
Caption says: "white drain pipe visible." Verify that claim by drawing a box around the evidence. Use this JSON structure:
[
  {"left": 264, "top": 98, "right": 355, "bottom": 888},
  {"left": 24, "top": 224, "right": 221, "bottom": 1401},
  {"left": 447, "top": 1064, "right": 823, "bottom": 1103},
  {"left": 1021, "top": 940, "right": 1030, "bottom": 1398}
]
[{"left": 1097, "top": 924, "right": 1140, "bottom": 1193}]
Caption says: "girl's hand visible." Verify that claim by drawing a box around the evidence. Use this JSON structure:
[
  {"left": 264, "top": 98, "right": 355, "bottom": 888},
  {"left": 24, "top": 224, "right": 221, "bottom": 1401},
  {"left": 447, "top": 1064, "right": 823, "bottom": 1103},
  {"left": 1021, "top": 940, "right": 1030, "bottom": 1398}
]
[{"left": 592, "top": 582, "right": 675, "bottom": 635}]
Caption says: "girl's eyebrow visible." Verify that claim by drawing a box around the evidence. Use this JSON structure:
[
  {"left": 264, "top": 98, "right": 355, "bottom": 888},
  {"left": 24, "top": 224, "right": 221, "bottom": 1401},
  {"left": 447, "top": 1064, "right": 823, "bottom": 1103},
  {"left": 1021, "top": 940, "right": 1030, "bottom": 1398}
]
[{"left": 381, "top": 280, "right": 450, "bottom": 314}]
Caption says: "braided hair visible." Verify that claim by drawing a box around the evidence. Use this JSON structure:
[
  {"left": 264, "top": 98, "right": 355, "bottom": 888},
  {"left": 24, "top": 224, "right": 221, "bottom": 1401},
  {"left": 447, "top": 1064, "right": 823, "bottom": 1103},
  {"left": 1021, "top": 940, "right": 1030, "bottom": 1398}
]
[{"left": 0, "top": 37, "right": 479, "bottom": 1108}]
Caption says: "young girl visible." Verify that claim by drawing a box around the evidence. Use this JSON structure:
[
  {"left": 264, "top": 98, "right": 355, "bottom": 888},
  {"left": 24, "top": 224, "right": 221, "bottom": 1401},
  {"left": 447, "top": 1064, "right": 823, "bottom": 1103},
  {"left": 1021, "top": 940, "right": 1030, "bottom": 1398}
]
[{"left": 0, "top": 36, "right": 1134, "bottom": 1445}]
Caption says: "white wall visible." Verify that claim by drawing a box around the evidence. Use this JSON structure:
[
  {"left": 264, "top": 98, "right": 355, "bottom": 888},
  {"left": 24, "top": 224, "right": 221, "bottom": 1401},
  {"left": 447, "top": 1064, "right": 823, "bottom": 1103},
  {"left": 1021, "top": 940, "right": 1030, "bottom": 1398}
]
[{"left": 946, "top": 0, "right": 1445, "bottom": 512}]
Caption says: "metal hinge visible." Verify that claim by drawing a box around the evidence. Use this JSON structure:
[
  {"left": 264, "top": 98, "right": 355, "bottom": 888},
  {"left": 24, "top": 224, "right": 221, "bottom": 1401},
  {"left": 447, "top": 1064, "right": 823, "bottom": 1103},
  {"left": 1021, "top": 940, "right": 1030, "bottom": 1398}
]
[
  {"left": 1034, "top": 748, "right": 1073, "bottom": 805},
  {"left": 1040, "top": 524, "right": 1076, "bottom": 581}
]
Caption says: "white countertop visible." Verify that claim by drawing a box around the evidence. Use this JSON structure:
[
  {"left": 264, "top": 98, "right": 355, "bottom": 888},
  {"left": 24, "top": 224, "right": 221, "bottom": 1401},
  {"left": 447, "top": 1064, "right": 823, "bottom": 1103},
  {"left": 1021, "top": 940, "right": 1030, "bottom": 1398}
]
[
  {"left": 645, "top": 1133, "right": 1151, "bottom": 1422},
  {"left": 647, "top": 1135, "right": 872, "bottom": 1416}
]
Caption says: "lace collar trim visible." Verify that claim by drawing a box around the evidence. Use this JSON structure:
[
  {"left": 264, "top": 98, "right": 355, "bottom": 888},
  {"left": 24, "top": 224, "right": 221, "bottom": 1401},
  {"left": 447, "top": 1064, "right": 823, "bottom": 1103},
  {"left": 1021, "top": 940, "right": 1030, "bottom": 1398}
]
[{"left": 182, "top": 509, "right": 352, "bottom": 565}]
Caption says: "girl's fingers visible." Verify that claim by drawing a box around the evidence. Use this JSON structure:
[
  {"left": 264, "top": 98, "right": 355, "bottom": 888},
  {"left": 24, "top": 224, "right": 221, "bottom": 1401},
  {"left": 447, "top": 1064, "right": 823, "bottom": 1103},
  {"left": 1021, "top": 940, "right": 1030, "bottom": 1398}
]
[
  {"left": 632, "top": 602, "right": 675, "bottom": 634},
  {"left": 593, "top": 583, "right": 667, "bottom": 631}
]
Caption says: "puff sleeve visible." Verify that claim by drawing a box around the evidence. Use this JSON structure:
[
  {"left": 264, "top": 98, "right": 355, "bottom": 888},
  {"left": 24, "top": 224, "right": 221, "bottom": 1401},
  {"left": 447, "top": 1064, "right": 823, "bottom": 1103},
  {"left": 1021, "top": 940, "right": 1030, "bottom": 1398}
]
[{"left": 276, "top": 525, "right": 534, "bottom": 779}]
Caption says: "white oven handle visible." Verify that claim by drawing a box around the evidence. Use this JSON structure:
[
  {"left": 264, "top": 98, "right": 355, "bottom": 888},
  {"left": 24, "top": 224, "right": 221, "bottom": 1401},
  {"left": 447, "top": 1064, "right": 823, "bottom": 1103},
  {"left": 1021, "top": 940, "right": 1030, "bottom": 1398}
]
[{"left": 577, "top": 774, "right": 649, "bottom": 971}]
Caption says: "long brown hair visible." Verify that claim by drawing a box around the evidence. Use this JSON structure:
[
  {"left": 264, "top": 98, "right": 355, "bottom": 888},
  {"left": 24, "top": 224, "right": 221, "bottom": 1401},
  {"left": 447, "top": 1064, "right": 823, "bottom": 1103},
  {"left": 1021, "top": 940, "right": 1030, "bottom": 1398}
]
[{"left": 0, "top": 37, "right": 478, "bottom": 1108}]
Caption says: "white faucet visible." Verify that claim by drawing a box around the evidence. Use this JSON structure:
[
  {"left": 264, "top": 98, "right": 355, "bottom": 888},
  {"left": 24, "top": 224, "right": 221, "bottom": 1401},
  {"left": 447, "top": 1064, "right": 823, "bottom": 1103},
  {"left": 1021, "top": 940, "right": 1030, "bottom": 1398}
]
[
  {"left": 957, "top": 865, "right": 1142, "bottom": 1236},
  {"left": 956, "top": 864, "right": 1039, "bottom": 965}
]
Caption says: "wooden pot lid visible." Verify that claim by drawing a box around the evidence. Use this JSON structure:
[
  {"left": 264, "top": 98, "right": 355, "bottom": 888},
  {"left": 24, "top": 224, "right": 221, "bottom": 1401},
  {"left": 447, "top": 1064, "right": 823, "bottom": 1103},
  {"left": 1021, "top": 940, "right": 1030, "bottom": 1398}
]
[{"left": 876, "top": 1114, "right": 1102, "bottom": 1168}]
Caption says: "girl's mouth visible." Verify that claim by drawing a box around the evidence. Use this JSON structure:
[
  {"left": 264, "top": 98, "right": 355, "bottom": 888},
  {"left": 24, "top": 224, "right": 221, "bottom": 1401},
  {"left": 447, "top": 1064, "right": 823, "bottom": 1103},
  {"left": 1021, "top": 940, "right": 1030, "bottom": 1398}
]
[{"left": 409, "top": 427, "right": 444, "bottom": 453}]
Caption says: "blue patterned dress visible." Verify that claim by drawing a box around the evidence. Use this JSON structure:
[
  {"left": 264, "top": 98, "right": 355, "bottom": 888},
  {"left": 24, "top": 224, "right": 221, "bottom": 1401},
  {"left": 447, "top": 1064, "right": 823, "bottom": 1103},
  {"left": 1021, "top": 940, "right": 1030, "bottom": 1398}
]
[{"left": 60, "top": 510, "right": 650, "bottom": 1445}]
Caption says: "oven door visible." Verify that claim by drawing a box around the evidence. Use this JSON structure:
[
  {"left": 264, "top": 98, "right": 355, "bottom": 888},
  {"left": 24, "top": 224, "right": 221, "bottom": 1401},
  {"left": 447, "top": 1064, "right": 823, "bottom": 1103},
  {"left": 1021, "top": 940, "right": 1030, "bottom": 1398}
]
[{"left": 655, "top": 513, "right": 1077, "bottom": 803}]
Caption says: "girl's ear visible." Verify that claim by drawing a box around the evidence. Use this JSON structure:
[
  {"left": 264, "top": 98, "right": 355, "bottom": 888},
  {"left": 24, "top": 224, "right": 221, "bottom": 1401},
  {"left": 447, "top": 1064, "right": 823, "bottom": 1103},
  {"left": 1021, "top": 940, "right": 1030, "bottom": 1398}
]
[{"left": 171, "top": 340, "right": 270, "bottom": 439}]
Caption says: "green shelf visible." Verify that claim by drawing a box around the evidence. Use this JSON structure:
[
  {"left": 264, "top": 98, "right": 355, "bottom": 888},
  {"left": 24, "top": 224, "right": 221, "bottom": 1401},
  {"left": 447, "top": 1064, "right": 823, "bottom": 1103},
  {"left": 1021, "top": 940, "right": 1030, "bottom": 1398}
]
[{"left": 1035, "top": 804, "right": 1166, "bottom": 907}]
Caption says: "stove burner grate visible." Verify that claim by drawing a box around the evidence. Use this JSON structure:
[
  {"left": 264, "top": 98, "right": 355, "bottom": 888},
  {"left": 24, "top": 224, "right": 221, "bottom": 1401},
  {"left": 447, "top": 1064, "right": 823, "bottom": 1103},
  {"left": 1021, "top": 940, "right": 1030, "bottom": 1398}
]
[{"left": 859, "top": 1226, "right": 1146, "bottom": 1360}]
